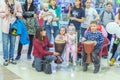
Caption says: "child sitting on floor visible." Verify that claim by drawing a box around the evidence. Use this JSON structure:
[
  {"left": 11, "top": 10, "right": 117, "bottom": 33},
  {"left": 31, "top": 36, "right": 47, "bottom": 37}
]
[{"left": 82, "top": 21, "right": 104, "bottom": 73}]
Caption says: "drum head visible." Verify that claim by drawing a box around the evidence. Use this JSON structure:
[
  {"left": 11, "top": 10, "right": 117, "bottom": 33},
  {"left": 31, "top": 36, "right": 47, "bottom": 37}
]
[{"left": 106, "top": 22, "right": 119, "bottom": 34}]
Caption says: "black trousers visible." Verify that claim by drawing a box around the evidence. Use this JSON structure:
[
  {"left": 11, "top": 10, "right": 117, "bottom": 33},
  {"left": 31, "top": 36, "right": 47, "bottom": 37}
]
[
  {"left": 82, "top": 48, "right": 100, "bottom": 66},
  {"left": 17, "top": 35, "right": 34, "bottom": 56}
]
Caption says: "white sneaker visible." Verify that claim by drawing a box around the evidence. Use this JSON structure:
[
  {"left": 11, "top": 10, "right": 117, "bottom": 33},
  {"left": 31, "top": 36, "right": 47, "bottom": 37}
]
[
  {"left": 73, "top": 62, "right": 76, "bottom": 66},
  {"left": 66, "top": 62, "right": 69, "bottom": 66}
]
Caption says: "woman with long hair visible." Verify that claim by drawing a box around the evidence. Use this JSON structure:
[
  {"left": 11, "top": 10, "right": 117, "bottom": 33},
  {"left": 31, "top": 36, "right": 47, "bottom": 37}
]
[
  {"left": 67, "top": 0, "right": 85, "bottom": 42},
  {"left": 32, "top": 27, "right": 59, "bottom": 72},
  {"left": 0, "top": 0, "right": 22, "bottom": 66},
  {"left": 15, "top": 0, "right": 38, "bottom": 60}
]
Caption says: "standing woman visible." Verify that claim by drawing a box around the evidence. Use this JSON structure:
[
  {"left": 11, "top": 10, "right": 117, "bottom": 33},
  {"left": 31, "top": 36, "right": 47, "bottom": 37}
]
[
  {"left": 67, "top": 0, "right": 85, "bottom": 42},
  {"left": 15, "top": 0, "right": 38, "bottom": 60},
  {"left": 0, "top": 0, "right": 22, "bottom": 66},
  {"left": 48, "top": 0, "right": 61, "bottom": 40}
]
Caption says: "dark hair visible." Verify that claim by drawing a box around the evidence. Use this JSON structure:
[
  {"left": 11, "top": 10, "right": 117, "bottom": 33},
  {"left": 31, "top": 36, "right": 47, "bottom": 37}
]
[
  {"left": 35, "top": 27, "right": 46, "bottom": 43},
  {"left": 90, "top": 21, "right": 97, "bottom": 24},
  {"left": 74, "top": 0, "right": 82, "bottom": 8},
  {"left": 24, "top": 0, "right": 34, "bottom": 11},
  {"left": 106, "top": 2, "right": 113, "bottom": 6},
  {"left": 58, "top": 26, "right": 67, "bottom": 35},
  {"left": 118, "top": 8, "right": 120, "bottom": 20}
]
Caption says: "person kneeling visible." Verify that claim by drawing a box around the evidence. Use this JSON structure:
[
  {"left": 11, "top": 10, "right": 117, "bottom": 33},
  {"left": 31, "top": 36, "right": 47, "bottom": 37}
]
[{"left": 32, "top": 27, "right": 59, "bottom": 72}]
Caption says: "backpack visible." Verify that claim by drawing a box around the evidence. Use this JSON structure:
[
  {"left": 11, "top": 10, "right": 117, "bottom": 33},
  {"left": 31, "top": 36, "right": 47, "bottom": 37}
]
[{"left": 101, "top": 10, "right": 114, "bottom": 22}]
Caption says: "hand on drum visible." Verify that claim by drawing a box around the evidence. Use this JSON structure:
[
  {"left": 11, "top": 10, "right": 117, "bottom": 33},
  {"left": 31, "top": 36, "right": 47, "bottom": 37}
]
[
  {"left": 93, "top": 41, "right": 97, "bottom": 46},
  {"left": 82, "top": 38, "right": 86, "bottom": 42},
  {"left": 53, "top": 52, "right": 60, "bottom": 56}
]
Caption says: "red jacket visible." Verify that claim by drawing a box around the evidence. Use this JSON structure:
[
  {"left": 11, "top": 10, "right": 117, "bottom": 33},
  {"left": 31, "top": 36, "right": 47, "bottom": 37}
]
[{"left": 32, "top": 36, "right": 53, "bottom": 58}]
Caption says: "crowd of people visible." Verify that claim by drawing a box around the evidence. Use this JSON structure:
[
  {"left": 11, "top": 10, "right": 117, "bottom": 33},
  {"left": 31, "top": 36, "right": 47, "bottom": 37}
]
[{"left": 0, "top": 0, "right": 120, "bottom": 74}]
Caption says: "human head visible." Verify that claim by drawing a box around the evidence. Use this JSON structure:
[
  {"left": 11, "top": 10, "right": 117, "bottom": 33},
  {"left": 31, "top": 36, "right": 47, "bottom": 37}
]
[
  {"left": 68, "top": 24, "right": 76, "bottom": 35},
  {"left": 106, "top": 2, "right": 113, "bottom": 12},
  {"left": 35, "top": 27, "right": 46, "bottom": 43},
  {"left": 59, "top": 26, "right": 67, "bottom": 35},
  {"left": 49, "top": 0, "right": 57, "bottom": 7},
  {"left": 43, "top": 3, "right": 49, "bottom": 10},
  {"left": 90, "top": 21, "right": 98, "bottom": 32},
  {"left": 27, "top": 0, "right": 33, "bottom": 4},
  {"left": 85, "top": 0, "right": 91, "bottom": 8},
  {"left": 118, "top": 8, "right": 120, "bottom": 20},
  {"left": 74, "top": 0, "right": 82, "bottom": 8}
]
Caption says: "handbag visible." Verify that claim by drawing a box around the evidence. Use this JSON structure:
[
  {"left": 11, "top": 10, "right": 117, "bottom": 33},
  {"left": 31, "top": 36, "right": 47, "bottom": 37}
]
[
  {"left": 43, "top": 60, "right": 52, "bottom": 74},
  {"left": 9, "top": 18, "right": 19, "bottom": 36},
  {"left": 9, "top": 21, "right": 18, "bottom": 36},
  {"left": 54, "top": 56, "right": 63, "bottom": 64}
]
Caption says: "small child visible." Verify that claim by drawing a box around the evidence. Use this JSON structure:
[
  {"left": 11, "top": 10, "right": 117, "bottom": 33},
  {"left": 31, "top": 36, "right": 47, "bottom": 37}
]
[
  {"left": 82, "top": 21, "right": 104, "bottom": 73},
  {"left": 55, "top": 26, "right": 67, "bottom": 41},
  {"left": 65, "top": 24, "right": 77, "bottom": 66},
  {"left": 39, "top": 3, "right": 56, "bottom": 34}
]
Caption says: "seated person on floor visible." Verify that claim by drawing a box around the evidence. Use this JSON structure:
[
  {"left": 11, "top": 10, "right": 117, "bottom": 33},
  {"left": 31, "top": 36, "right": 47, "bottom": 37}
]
[
  {"left": 82, "top": 21, "right": 104, "bottom": 73},
  {"left": 32, "top": 27, "right": 59, "bottom": 72}
]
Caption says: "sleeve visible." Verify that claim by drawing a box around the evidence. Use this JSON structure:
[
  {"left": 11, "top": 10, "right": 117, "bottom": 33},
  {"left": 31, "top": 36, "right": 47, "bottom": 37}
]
[
  {"left": 56, "top": 7, "right": 61, "bottom": 18},
  {"left": 0, "top": 3, "right": 7, "bottom": 18},
  {"left": 97, "top": 32, "right": 104, "bottom": 46},
  {"left": 16, "top": 1, "right": 23, "bottom": 17},
  {"left": 84, "top": 32, "right": 88, "bottom": 40},
  {"left": 93, "top": 8, "right": 98, "bottom": 16},
  {"left": 81, "top": 9, "right": 85, "bottom": 18},
  {"left": 22, "top": 5, "right": 34, "bottom": 18},
  {"left": 34, "top": 39, "right": 53, "bottom": 55}
]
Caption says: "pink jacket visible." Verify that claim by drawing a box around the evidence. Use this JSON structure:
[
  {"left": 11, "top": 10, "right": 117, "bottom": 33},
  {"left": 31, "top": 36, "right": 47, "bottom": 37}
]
[{"left": 0, "top": 1, "right": 22, "bottom": 34}]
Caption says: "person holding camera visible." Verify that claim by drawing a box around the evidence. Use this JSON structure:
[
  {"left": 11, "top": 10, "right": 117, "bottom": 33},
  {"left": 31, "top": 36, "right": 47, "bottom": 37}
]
[{"left": 0, "top": 0, "right": 22, "bottom": 66}]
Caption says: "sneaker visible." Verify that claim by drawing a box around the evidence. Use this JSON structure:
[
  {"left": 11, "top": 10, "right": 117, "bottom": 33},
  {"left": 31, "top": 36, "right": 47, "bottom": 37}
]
[
  {"left": 3, "top": 60, "right": 9, "bottom": 66},
  {"left": 9, "top": 58, "right": 17, "bottom": 64},
  {"left": 27, "top": 55, "right": 32, "bottom": 59},
  {"left": 66, "top": 62, "right": 69, "bottom": 66},
  {"left": 15, "top": 55, "right": 21, "bottom": 60},
  {"left": 73, "top": 62, "right": 76, "bottom": 66},
  {"left": 93, "top": 65, "right": 100, "bottom": 73},
  {"left": 83, "top": 64, "right": 88, "bottom": 72}
]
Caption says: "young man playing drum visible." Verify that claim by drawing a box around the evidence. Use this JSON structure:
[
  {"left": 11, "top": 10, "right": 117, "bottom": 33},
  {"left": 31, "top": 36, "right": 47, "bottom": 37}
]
[{"left": 82, "top": 21, "right": 104, "bottom": 73}]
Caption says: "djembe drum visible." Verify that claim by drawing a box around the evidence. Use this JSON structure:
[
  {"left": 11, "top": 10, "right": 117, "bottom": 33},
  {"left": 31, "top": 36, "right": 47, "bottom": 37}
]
[
  {"left": 55, "top": 40, "right": 66, "bottom": 55},
  {"left": 54, "top": 40, "right": 66, "bottom": 64},
  {"left": 83, "top": 41, "right": 95, "bottom": 63}
]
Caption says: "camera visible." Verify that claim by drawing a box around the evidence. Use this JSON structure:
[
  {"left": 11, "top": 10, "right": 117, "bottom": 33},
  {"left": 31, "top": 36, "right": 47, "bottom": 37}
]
[{"left": 8, "top": 4, "right": 14, "bottom": 14}]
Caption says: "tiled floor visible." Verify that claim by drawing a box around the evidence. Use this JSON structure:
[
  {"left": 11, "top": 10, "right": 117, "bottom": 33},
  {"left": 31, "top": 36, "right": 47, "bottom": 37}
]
[
  {"left": 0, "top": 51, "right": 120, "bottom": 80},
  {"left": 1, "top": 20, "right": 120, "bottom": 80}
]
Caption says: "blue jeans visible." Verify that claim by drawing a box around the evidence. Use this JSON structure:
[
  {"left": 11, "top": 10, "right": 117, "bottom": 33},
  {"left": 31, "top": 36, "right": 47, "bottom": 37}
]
[
  {"left": 2, "top": 32, "right": 16, "bottom": 60},
  {"left": 44, "top": 21, "right": 59, "bottom": 41},
  {"left": 81, "top": 28, "right": 87, "bottom": 37},
  {"left": 113, "top": 43, "right": 120, "bottom": 60}
]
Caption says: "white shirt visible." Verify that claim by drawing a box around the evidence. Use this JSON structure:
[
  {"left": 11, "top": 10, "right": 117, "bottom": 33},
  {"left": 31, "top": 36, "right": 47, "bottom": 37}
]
[{"left": 81, "top": 7, "right": 98, "bottom": 28}]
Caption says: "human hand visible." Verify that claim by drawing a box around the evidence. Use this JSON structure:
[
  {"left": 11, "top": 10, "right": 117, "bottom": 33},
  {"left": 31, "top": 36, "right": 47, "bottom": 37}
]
[
  {"left": 69, "top": 17, "right": 76, "bottom": 20},
  {"left": 53, "top": 52, "right": 60, "bottom": 56},
  {"left": 82, "top": 38, "right": 86, "bottom": 42},
  {"left": 6, "top": 10, "right": 10, "bottom": 16},
  {"left": 34, "top": 14, "right": 37, "bottom": 18}
]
